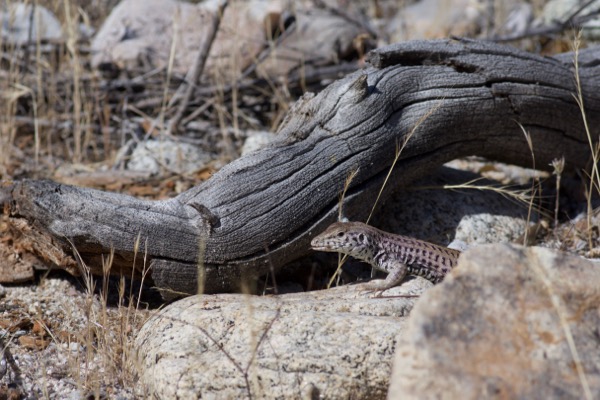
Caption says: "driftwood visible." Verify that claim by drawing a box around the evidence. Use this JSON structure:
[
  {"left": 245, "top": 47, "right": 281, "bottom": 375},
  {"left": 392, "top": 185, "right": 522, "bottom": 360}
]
[{"left": 5, "top": 39, "right": 600, "bottom": 297}]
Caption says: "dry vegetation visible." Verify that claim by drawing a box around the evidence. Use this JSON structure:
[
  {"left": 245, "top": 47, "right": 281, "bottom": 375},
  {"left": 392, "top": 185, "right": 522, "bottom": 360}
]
[
  {"left": 1, "top": 0, "right": 599, "bottom": 398},
  {"left": 0, "top": 1, "right": 245, "bottom": 397}
]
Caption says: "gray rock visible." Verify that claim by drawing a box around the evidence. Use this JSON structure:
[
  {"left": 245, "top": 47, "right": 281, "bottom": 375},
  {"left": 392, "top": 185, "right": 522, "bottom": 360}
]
[
  {"left": 0, "top": 3, "right": 62, "bottom": 45},
  {"left": 90, "top": 0, "right": 281, "bottom": 76},
  {"left": 389, "top": 245, "right": 600, "bottom": 399},
  {"left": 388, "top": 0, "right": 485, "bottom": 42},
  {"left": 91, "top": 0, "right": 210, "bottom": 74},
  {"left": 374, "top": 166, "right": 532, "bottom": 246},
  {"left": 542, "top": 0, "right": 600, "bottom": 41},
  {"left": 91, "top": 0, "right": 369, "bottom": 79},
  {"left": 241, "top": 131, "right": 276, "bottom": 155},
  {"left": 255, "top": 9, "right": 370, "bottom": 78},
  {"left": 135, "top": 280, "right": 430, "bottom": 399},
  {"left": 125, "top": 138, "right": 211, "bottom": 176}
]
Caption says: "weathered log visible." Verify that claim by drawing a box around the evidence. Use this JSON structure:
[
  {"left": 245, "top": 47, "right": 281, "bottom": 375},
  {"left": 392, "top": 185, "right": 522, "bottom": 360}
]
[{"left": 5, "top": 39, "right": 600, "bottom": 297}]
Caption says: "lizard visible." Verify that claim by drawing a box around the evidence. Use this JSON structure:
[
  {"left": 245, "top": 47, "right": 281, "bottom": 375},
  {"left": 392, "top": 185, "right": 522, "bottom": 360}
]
[{"left": 310, "top": 221, "right": 461, "bottom": 291}]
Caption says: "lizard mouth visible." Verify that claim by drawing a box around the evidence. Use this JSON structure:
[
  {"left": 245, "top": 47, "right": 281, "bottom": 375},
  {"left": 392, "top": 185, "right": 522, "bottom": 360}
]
[{"left": 310, "top": 239, "right": 330, "bottom": 251}]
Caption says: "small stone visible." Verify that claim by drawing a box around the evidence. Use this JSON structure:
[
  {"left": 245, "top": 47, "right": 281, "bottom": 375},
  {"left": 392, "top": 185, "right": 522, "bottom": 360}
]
[
  {"left": 125, "top": 138, "right": 212, "bottom": 176},
  {"left": 241, "top": 131, "right": 276, "bottom": 155},
  {"left": 68, "top": 342, "right": 82, "bottom": 352}
]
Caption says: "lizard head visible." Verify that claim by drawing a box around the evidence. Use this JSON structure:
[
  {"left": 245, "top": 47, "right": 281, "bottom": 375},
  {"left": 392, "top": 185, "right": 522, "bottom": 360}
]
[{"left": 310, "top": 221, "right": 377, "bottom": 260}]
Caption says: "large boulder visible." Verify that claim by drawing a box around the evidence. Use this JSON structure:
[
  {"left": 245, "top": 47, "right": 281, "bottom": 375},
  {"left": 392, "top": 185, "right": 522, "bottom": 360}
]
[{"left": 389, "top": 245, "right": 600, "bottom": 399}]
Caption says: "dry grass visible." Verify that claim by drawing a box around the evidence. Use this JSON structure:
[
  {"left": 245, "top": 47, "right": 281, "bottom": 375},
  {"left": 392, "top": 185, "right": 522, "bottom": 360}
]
[
  {"left": 548, "top": 30, "right": 597, "bottom": 400},
  {"left": 65, "top": 239, "right": 151, "bottom": 397},
  {"left": 0, "top": 5, "right": 156, "bottom": 395},
  {"left": 1, "top": 0, "right": 109, "bottom": 170},
  {"left": 0, "top": 0, "right": 288, "bottom": 184}
]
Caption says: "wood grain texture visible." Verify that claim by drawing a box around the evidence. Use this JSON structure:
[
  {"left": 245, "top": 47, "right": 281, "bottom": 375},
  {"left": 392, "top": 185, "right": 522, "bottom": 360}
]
[{"left": 6, "top": 39, "right": 600, "bottom": 297}]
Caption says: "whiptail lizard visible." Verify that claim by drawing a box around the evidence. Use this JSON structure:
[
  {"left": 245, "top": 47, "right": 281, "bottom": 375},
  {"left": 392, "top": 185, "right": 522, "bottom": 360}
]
[{"left": 310, "top": 221, "right": 461, "bottom": 291}]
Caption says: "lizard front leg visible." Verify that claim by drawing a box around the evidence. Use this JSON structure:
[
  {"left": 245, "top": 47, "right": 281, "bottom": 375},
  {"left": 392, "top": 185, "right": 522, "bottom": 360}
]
[{"left": 362, "top": 261, "right": 408, "bottom": 292}]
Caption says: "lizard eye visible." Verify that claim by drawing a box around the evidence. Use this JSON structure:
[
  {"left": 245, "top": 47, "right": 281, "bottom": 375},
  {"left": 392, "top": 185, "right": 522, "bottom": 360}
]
[
  {"left": 337, "top": 231, "right": 345, "bottom": 238},
  {"left": 358, "top": 233, "right": 365, "bottom": 242}
]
